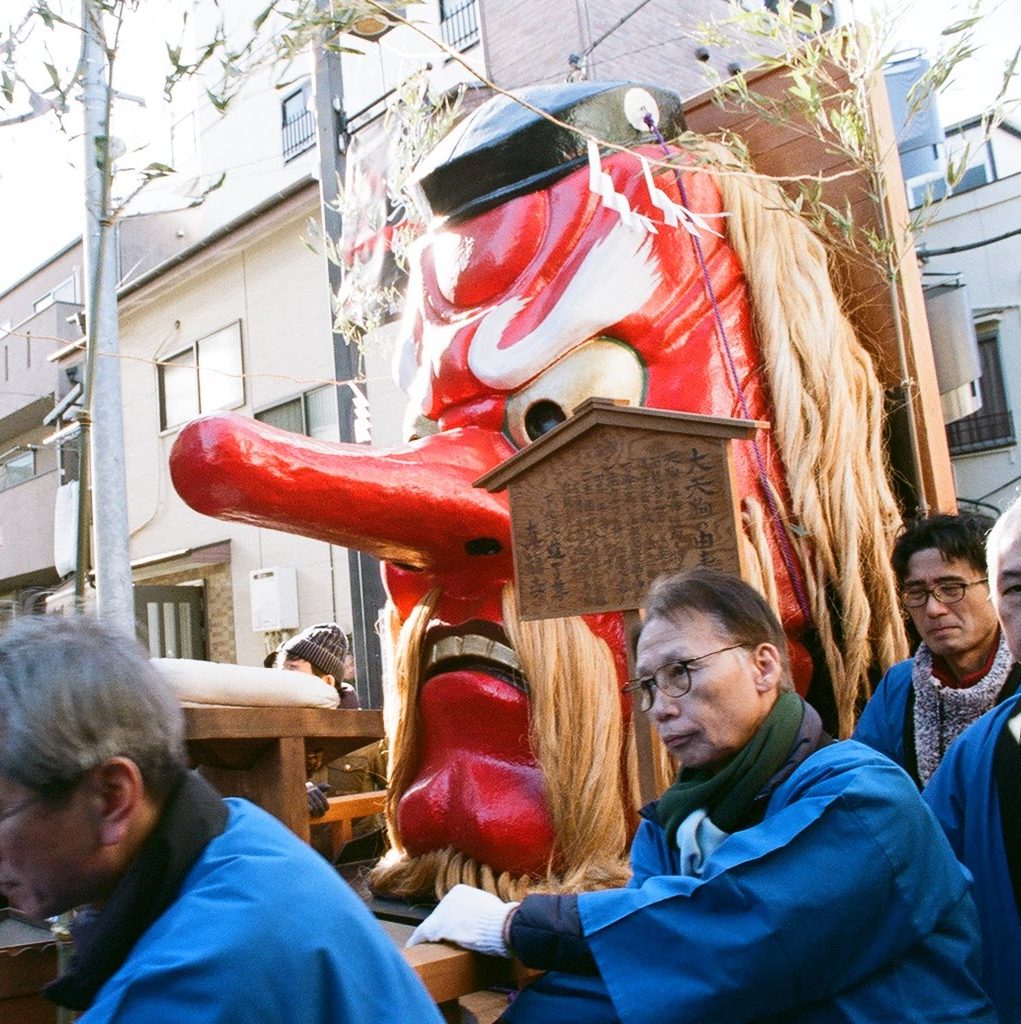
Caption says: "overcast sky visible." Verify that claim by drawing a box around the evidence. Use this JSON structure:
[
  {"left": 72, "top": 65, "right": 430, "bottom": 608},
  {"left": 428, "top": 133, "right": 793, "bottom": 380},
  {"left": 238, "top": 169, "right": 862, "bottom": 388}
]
[{"left": 0, "top": 0, "right": 1017, "bottom": 296}]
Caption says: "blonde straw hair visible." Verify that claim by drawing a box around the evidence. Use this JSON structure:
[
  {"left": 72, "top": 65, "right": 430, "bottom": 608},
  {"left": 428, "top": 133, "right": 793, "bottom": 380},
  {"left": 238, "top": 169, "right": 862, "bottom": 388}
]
[{"left": 705, "top": 144, "right": 907, "bottom": 734}]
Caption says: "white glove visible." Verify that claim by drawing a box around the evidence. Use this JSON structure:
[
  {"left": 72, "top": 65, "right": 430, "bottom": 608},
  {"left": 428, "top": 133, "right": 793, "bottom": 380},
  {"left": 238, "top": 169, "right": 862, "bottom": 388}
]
[{"left": 406, "top": 884, "right": 519, "bottom": 957}]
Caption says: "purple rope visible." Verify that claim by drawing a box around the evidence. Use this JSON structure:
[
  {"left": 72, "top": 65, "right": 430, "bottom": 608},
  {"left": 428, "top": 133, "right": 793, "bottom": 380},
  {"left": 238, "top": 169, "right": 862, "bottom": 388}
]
[{"left": 641, "top": 111, "right": 813, "bottom": 624}]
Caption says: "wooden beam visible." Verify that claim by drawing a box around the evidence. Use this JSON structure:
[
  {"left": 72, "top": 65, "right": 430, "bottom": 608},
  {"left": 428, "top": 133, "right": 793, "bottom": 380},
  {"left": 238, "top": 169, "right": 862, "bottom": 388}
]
[{"left": 183, "top": 706, "right": 385, "bottom": 842}]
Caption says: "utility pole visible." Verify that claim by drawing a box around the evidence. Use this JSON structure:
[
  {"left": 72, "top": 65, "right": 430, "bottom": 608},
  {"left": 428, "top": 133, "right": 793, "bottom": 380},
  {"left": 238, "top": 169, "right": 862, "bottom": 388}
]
[
  {"left": 79, "top": 0, "right": 135, "bottom": 633},
  {"left": 313, "top": 12, "right": 389, "bottom": 708}
]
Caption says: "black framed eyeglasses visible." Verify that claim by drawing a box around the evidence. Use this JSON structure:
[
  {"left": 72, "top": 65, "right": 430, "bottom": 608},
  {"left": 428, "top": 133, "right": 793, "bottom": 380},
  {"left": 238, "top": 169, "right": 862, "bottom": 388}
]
[
  {"left": 624, "top": 643, "right": 747, "bottom": 712},
  {"left": 900, "top": 578, "right": 988, "bottom": 609}
]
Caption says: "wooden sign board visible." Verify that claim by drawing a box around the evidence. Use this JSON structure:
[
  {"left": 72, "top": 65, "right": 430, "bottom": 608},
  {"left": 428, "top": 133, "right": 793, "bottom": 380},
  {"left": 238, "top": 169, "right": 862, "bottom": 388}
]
[{"left": 476, "top": 398, "right": 765, "bottom": 621}]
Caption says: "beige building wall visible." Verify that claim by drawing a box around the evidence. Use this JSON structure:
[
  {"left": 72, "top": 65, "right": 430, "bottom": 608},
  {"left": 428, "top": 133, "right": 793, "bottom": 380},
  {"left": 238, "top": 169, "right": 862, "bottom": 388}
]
[
  {"left": 117, "top": 183, "right": 359, "bottom": 669},
  {"left": 920, "top": 168, "right": 1021, "bottom": 513}
]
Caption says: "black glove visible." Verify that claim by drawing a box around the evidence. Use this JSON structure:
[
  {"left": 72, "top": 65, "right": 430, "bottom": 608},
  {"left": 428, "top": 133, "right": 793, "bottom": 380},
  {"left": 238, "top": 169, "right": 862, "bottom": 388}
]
[{"left": 306, "top": 781, "right": 330, "bottom": 818}]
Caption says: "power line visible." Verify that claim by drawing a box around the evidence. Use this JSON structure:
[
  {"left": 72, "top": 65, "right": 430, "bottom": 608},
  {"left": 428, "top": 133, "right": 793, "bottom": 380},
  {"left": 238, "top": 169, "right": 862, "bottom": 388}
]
[
  {"left": 921, "top": 224, "right": 1021, "bottom": 258},
  {"left": 575, "top": 0, "right": 659, "bottom": 60}
]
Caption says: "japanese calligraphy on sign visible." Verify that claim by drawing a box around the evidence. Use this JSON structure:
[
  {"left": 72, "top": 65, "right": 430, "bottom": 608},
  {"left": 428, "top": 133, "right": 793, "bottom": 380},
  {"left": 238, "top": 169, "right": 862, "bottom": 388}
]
[{"left": 476, "top": 399, "right": 765, "bottom": 620}]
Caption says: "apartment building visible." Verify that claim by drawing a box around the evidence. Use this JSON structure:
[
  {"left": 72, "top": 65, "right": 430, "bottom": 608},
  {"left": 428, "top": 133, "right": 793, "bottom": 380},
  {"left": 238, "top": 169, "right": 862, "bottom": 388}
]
[
  {"left": 0, "top": 0, "right": 490, "bottom": 688},
  {"left": 916, "top": 118, "right": 1021, "bottom": 515},
  {"left": 0, "top": 242, "right": 83, "bottom": 627}
]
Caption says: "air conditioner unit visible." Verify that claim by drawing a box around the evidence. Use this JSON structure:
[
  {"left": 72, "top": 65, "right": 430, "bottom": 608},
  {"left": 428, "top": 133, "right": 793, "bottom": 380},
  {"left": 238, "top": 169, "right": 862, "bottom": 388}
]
[{"left": 249, "top": 567, "right": 299, "bottom": 632}]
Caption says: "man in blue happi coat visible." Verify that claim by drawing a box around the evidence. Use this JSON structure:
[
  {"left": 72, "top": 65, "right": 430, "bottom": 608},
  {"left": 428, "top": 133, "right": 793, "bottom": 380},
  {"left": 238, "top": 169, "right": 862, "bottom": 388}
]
[
  {"left": 925, "top": 494, "right": 1021, "bottom": 1024},
  {"left": 410, "top": 568, "right": 994, "bottom": 1024},
  {"left": 0, "top": 616, "right": 443, "bottom": 1024},
  {"left": 854, "top": 512, "right": 1020, "bottom": 785}
]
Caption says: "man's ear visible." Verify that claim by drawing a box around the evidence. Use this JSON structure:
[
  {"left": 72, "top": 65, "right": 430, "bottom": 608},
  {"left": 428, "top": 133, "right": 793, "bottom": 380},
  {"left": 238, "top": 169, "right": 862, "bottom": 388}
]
[
  {"left": 86, "top": 757, "right": 146, "bottom": 847},
  {"left": 751, "top": 643, "right": 783, "bottom": 694}
]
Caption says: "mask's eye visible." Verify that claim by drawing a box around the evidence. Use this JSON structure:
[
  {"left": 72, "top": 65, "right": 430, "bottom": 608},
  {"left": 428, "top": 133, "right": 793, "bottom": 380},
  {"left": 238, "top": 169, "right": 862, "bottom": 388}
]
[
  {"left": 523, "top": 401, "right": 567, "bottom": 441},
  {"left": 504, "top": 338, "right": 646, "bottom": 448}
]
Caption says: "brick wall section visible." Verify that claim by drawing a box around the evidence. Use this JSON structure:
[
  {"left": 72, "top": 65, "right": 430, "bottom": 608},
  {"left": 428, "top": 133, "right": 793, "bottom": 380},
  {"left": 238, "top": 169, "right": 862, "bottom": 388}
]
[
  {"left": 480, "top": 0, "right": 762, "bottom": 104},
  {"left": 479, "top": 0, "right": 582, "bottom": 89}
]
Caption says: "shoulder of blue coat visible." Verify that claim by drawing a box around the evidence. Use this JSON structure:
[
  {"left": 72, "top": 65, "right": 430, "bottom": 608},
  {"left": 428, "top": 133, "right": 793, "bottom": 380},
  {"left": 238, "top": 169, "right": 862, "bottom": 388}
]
[
  {"left": 883, "top": 657, "right": 915, "bottom": 685},
  {"left": 203, "top": 798, "right": 362, "bottom": 895},
  {"left": 864, "top": 657, "right": 914, "bottom": 703},
  {"left": 778, "top": 737, "right": 918, "bottom": 800}
]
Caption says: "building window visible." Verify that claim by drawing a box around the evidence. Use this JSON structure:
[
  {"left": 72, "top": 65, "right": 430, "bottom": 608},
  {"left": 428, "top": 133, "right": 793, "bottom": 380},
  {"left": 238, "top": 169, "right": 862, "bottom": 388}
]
[
  {"left": 57, "top": 428, "right": 83, "bottom": 484},
  {"left": 946, "top": 324, "right": 1016, "bottom": 454},
  {"left": 281, "top": 81, "right": 316, "bottom": 162},
  {"left": 135, "top": 583, "right": 207, "bottom": 660},
  {"left": 158, "top": 322, "right": 244, "bottom": 431},
  {"left": 439, "top": 0, "right": 479, "bottom": 51},
  {"left": 0, "top": 448, "right": 37, "bottom": 491},
  {"left": 32, "top": 275, "right": 79, "bottom": 314},
  {"left": 255, "top": 384, "right": 339, "bottom": 442}
]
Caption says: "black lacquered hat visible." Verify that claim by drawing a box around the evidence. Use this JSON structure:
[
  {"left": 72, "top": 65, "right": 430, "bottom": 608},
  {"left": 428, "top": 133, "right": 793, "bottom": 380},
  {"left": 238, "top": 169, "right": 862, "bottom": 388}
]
[{"left": 409, "top": 81, "right": 686, "bottom": 226}]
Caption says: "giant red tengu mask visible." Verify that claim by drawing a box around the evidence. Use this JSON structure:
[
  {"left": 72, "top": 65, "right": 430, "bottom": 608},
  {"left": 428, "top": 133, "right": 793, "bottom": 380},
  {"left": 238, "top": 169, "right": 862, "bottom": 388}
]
[{"left": 171, "top": 82, "right": 905, "bottom": 900}]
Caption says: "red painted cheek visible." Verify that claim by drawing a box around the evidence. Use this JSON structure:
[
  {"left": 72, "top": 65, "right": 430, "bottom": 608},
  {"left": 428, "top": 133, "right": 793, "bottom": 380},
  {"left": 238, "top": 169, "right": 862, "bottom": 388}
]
[
  {"left": 433, "top": 192, "right": 548, "bottom": 308},
  {"left": 581, "top": 611, "right": 629, "bottom": 682},
  {"left": 384, "top": 565, "right": 431, "bottom": 622},
  {"left": 397, "top": 670, "right": 557, "bottom": 876}
]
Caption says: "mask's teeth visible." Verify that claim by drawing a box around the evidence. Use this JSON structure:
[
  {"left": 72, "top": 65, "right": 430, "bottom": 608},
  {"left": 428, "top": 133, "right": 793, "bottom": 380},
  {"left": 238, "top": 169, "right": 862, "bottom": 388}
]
[{"left": 424, "top": 635, "right": 527, "bottom": 690}]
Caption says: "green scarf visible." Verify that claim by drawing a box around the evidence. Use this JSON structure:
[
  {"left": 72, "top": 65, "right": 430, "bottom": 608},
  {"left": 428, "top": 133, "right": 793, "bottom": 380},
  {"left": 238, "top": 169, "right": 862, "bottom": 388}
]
[{"left": 656, "top": 690, "right": 805, "bottom": 842}]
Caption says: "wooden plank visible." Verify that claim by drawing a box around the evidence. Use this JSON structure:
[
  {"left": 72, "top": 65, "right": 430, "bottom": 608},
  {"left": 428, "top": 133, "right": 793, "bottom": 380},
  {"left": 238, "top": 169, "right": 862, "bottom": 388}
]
[
  {"left": 317, "top": 790, "right": 388, "bottom": 824},
  {"left": 317, "top": 790, "right": 388, "bottom": 854},
  {"left": 183, "top": 706, "right": 383, "bottom": 741},
  {"left": 383, "top": 920, "right": 539, "bottom": 1007}
]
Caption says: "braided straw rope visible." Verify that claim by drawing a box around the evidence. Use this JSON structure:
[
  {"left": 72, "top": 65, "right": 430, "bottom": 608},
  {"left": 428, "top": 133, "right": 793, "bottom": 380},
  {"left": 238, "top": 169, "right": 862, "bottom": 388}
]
[{"left": 706, "top": 143, "right": 907, "bottom": 735}]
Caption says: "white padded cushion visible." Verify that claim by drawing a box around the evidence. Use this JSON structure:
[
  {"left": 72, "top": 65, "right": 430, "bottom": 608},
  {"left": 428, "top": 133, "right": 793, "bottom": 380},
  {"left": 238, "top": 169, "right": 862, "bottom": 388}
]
[{"left": 153, "top": 658, "right": 341, "bottom": 709}]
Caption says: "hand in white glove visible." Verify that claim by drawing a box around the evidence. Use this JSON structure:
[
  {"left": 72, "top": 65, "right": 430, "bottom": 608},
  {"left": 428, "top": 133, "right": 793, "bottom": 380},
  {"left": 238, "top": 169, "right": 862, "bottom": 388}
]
[{"left": 406, "top": 884, "right": 519, "bottom": 957}]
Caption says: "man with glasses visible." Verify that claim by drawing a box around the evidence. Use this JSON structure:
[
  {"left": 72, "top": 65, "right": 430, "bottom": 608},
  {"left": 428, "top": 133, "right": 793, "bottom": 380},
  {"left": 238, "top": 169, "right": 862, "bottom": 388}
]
[
  {"left": 923, "top": 495, "right": 1021, "bottom": 1024},
  {"left": 407, "top": 568, "right": 994, "bottom": 1023},
  {"left": 0, "top": 616, "right": 442, "bottom": 1024},
  {"left": 854, "top": 512, "right": 1020, "bottom": 786}
]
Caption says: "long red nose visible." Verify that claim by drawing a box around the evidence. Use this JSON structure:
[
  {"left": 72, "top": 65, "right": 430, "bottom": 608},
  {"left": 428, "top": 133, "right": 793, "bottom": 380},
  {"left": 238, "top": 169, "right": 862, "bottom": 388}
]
[{"left": 170, "top": 413, "right": 513, "bottom": 570}]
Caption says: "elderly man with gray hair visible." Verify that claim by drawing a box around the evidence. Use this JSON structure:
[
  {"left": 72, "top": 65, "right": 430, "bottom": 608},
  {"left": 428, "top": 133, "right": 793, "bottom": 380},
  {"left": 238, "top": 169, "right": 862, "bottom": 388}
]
[
  {"left": 925, "top": 493, "right": 1021, "bottom": 1024},
  {"left": 410, "top": 568, "right": 995, "bottom": 1024},
  {"left": 0, "top": 616, "right": 442, "bottom": 1024}
]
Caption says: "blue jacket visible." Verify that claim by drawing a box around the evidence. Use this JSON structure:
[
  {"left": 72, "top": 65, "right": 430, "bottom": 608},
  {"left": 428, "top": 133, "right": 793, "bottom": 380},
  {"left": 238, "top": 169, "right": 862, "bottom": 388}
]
[
  {"left": 80, "top": 798, "right": 443, "bottom": 1024},
  {"left": 505, "top": 741, "right": 994, "bottom": 1024},
  {"left": 854, "top": 650, "right": 1021, "bottom": 786},
  {"left": 852, "top": 658, "right": 913, "bottom": 771},
  {"left": 924, "top": 692, "right": 1021, "bottom": 1024}
]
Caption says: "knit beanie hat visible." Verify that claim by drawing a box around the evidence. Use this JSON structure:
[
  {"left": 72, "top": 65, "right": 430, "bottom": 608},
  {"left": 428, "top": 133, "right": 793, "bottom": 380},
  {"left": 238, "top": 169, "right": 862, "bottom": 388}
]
[{"left": 282, "top": 623, "right": 348, "bottom": 679}]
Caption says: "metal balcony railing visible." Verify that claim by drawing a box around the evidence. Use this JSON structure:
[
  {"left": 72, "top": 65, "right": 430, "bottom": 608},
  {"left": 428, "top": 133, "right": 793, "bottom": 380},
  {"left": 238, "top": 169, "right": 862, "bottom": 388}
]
[
  {"left": 946, "top": 409, "right": 1016, "bottom": 455},
  {"left": 440, "top": 0, "right": 480, "bottom": 51},
  {"left": 282, "top": 109, "right": 316, "bottom": 162}
]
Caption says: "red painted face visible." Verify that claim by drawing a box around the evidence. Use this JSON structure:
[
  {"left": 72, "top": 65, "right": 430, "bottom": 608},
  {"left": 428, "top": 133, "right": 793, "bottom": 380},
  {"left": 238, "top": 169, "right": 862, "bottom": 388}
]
[{"left": 170, "top": 147, "right": 810, "bottom": 881}]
